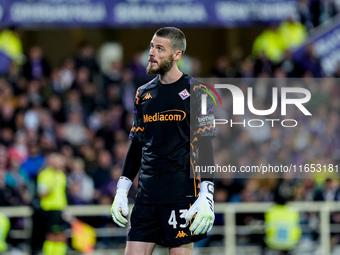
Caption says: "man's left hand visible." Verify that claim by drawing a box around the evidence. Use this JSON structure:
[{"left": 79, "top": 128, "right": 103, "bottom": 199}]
[{"left": 185, "top": 181, "right": 215, "bottom": 235}]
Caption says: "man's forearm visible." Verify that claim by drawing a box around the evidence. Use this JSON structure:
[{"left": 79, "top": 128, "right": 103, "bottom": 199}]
[
  {"left": 121, "top": 141, "right": 143, "bottom": 181},
  {"left": 197, "top": 136, "right": 215, "bottom": 183}
]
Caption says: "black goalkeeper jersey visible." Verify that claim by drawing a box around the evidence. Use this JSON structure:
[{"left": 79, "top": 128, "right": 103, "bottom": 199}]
[{"left": 129, "top": 73, "right": 215, "bottom": 204}]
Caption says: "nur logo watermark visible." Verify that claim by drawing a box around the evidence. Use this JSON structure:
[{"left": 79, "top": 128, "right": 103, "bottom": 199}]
[{"left": 200, "top": 84, "right": 312, "bottom": 128}]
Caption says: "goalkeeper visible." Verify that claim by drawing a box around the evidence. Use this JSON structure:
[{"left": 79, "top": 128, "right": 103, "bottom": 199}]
[{"left": 111, "top": 27, "right": 215, "bottom": 255}]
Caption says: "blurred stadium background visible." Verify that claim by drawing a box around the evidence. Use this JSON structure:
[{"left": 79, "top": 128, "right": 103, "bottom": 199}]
[{"left": 0, "top": 0, "right": 340, "bottom": 254}]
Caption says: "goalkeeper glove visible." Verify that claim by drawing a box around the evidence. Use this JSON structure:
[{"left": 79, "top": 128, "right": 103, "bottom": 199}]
[
  {"left": 185, "top": 181, "right": 215, "bottom": 235},
  {"left": 111, "top": 177, "right": 132, "bottom": 227}
]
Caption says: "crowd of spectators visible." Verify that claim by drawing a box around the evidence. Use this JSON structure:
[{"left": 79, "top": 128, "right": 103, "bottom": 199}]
[{"left": 0, "top": 42, "right": 140, "bottom": 209}]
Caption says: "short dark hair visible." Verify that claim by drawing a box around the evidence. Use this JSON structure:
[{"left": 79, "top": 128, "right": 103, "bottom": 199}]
[{"left": 155, "top": 27, "right": 186, "bottom": 54}]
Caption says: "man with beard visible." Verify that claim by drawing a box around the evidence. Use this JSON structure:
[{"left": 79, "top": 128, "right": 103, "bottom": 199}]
[{"left": 111, "top": 27, "right": 216, "bottom": 255}]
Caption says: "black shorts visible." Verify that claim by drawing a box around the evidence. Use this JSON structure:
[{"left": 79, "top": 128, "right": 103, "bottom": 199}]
[
  {"left": 43, "top": 210, "right": 66, "bottom": 234},
  {"left": 127, "top": 203, "right": 207, "bottom": 247}
]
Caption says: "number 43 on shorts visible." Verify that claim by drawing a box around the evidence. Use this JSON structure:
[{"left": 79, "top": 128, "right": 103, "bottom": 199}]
[{"left": 168, "top": 209, "right": 189, "bottom": 229}]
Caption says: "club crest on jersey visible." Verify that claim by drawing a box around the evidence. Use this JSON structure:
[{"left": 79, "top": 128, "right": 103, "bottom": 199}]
[{"left": 178, "top": 89, "right": 190, "bottom": 100}]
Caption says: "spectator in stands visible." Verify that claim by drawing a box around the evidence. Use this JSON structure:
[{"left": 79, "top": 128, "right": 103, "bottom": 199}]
[
  {"left": 95, "top": 164, "right": 123, "bottom": 206},
  {"left": 63, "top": 89, "right": 83, "bottom": 116},
  {"left": 0, "top": 26, "right": 23, "bottom": 74},
  {"left": 253, "top": 51, "right": 274, "bottom": 77},
  {"left": 236, "top": 57, "right": 254, "bottom": 78},
  {"left": 93, "top": 149, "right": 112, "bottom": 192},
  {"left": 105, "top": 84, "right": 122, "bottom": 108},
  {"left": 314, "top": 178, "right": 337, "bottom": 201},
  {"left": 79, "top": 81, "right": 97, "bottom": 120},
  {"left": 67, "top": 157, "right": 94, "bottom": 205},
  {"left": 229, "top": 47, "right": 244, "bottom": 75},
  {"left": 211, "top": 55, "right": 233, "bottom": 78},
  {"left": 58, "top": 57, "right": 76, "bottom": 92},
  {"left": 108, "top": 104, "right": 126, "bottom": 133},
  {"left": 278, "top": 16, "right": 307, "bottom": 49},
  {"left": 1, "top": 137, "right": 16, "bottom": 157},
  {"left": 0, "top": 144, "right": 7, "bottom": 170},
  {"left": 0, "top": 166, "right": 24, "bottom": 206},
  {"left": 20, "top": 139, "right": 45, "bottom": 185},
  {"left": 47, "top": 95, "right": 66, "bottom": 123},
  {"left": 50, "top": 68, "right": 63, "bottom": 95},
  {"left": 98, "top": 42, "right": 123, "bottom": 91},
  {"left": 62, "top": 111, "right": 87, "bottom": 146},
  {"left": 24, "top": 92, "right": 43, "bottom": 133},
  {"left": 277, "top": 50, "right": 298, "bottom": 77},
  {"left": 121, "top": 68, "right": 136, "bottom": 112},
  {"left": 78, "top": 143, "right": 97, "bottom": 177},
  {"left": 71, "top": 66, "right": 91, "bottom": 91},
  {"left": 294, "top": 43, "right": 323, "bottom": 77},
  {"left": 5, "top": 148, "right": 30, "bottom": 204},
  {"left": 10, "top": 131, "right": 28, "bottom": 161},
  {"left": 0, "top": 101, "right": 16, "bottom": 132},
  {"left": 129, "top": 50, "right": 152, "bottom": 86},
  {"left": 102, "top": 60, "right": 123, "bottom": 90},
  {"left": 252, "top": 25, "right": 286, "bottom": 63},
  {"left": 95, "top": 109, "right": 115, "bottom": 151},
  {"left": 40, "top": 131, "right": 57, "bottom": 155},
  {"left": 0, "top": 78, "right": 15, "bottom": 101},
  {"left": 74, "top": 42, "right": 99, "bottom": 78},
  {"left": 0, "top": 128, "right": 14, "bottom": 148},
  {"left": 23, "top": 46, "right": 51, "bottom": 81}
]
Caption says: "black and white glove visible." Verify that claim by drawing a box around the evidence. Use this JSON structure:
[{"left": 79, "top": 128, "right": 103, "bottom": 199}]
[
  {"left": 111, "top": 177, "right": 132, "bottom": 227},
  {"left": 185, "top": 181, "right": 215, "bottom": 235}
]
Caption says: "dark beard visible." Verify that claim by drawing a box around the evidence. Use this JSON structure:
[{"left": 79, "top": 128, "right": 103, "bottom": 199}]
[{"left": 146, "top": 55, "right": 174, "bottom": 75}]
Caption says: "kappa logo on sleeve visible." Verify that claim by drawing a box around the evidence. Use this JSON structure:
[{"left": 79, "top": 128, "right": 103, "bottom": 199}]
[
  {"left": 143, "top": 93, "right": 153, "bottom": 100},
  {"left": 178, "top": 89, "right": 190, "bottom": 100}
]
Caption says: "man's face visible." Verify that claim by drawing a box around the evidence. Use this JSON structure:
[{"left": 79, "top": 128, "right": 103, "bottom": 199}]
[{"left": 147, "top": 35, "right": 175, "bottom": 75}]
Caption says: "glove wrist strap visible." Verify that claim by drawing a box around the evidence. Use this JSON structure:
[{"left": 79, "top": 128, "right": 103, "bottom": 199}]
[
  {"left": 117, "top": 176, "right": 132, "bottom": 192},
  {"left": 200, "top": 181, "right": 214, "bottom": 195}
]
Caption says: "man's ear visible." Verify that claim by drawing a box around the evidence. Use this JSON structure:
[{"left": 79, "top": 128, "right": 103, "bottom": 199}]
[{"left": 173, "top": 50, "right": 182, "bottom": 61}]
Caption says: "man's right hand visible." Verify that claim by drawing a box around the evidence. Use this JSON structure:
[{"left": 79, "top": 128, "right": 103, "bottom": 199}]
[{"left": 111, "top": 177, "right": 132, "bottom": 227}]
